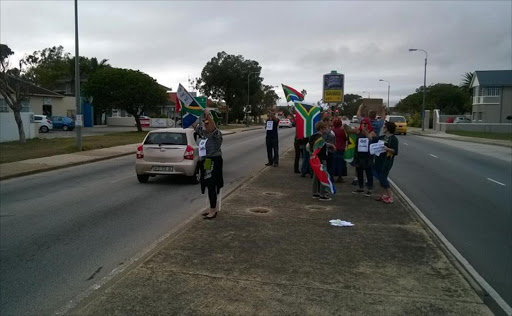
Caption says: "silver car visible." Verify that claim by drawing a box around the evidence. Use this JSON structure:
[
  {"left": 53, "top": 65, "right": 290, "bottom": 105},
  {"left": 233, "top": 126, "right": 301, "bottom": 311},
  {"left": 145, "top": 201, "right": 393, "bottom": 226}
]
[{"left": 135, "top": 128, "right": 200, "bottom": 184}]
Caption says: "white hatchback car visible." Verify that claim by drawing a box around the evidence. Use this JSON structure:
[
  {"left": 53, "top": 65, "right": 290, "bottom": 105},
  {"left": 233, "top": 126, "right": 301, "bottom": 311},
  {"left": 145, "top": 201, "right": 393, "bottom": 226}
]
[
  {"left": 278, "top": 118, "right": 293, "bottom": 128},
  {"left": 34, "top": 114, "right": 53, "bottom": 133},
  {"left": 135, "top": 128, "right": 200, "bottom": 184}
]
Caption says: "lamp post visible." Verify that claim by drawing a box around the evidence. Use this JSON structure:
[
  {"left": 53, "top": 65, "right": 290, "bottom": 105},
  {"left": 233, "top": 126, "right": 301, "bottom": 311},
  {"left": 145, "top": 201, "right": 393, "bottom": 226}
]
[
  {"left": 74, "top": 0, "right": 82, "bottom": 150},
  {"left": 362, "top": 91, "right": 370, "bottom": 98},
  {"left": 247, "top": 71, "right": 259, "bottom": 126},
  {"left": 409, "top": 48, "right": 428, "bottom": 131},
  {"left": 379, "top": 79, "right": 390, "bottom": 114}
]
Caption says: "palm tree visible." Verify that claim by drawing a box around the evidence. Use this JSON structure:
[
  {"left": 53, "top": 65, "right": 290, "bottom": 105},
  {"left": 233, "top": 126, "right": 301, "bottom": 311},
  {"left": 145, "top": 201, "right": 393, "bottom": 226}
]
[{"left": 460, "top": 72, "right": 474, "bottom": 95}]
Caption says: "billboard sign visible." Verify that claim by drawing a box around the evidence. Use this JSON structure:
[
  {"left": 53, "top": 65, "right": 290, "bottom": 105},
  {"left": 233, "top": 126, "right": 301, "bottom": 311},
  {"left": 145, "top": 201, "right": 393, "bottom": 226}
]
[{"left": 323, "top": 72, "right": 344, "bottom": 103}]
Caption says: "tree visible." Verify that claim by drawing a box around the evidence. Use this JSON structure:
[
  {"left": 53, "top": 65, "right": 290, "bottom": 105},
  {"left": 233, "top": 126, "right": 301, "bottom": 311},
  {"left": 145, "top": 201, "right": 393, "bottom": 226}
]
[
  {"left": 460, "top": 72, "right": 474, "bottom": 94},
  {"left": 340, "top": 94, "right": 362, "bottom": 116},
  {"left": 395, "top": 83, "right": 470, "bottom": 115},
  {"left": 250, "top": 84, "right": 280, "bottom": 122},
  {"left": 195, "top": 51, "right": 262, "bottom": 123},
  {"left": 0, "top": 44, "right": 30, "bottom": 143},
  {"left": 83, "top": 67, "right": 168, "bottom": 131},
  {"left": 22, "top": 45, "right": 70, "bottom": 90}
]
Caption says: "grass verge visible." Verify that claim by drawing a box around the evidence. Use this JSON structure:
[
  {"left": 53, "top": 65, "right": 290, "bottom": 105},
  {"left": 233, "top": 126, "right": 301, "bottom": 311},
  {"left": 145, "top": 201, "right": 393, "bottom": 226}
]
[
  {"left": 446, "top": 130, "right": 512, "bottom": 141},
  {"left": 0, "top": 132, "right": 147, "bottom": 164}
]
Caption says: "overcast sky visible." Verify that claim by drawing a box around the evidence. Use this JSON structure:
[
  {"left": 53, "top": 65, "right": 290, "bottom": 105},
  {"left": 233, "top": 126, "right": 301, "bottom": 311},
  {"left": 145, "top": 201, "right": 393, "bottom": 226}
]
[{"left": 1, "top": 0, "right": 511, "bottom": 106}]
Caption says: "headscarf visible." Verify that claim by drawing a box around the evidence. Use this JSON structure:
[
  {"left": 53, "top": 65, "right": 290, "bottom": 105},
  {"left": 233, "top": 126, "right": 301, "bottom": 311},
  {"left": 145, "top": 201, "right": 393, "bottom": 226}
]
[
  {"left": 332, "top": 117, "right": 342, "bottom": 128},
  {"left": 359, "top": 117, "right": 374, "bottom": 132}
]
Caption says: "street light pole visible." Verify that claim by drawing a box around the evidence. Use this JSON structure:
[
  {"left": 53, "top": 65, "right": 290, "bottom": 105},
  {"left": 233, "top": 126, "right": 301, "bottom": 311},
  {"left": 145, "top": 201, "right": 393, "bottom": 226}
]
[
  {"left": 379, "top": 79, "right": 390, "bottom": 114},
  {"left": 74, "top": 0, "right": 82, "bottom": 150},
  {"left": 409, "top": 48, "right": 428, "bottom": 131}
]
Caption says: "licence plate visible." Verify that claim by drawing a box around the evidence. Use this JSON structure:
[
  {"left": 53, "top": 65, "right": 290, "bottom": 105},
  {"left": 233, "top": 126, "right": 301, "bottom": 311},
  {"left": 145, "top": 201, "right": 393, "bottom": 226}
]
[{"left": 152, "top": 166, "right": 173, "bottom": 172}]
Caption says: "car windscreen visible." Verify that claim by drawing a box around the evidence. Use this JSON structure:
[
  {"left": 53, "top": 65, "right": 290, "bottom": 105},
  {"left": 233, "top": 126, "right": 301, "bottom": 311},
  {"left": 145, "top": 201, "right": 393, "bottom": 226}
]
[
  {"left": 144, "top": 132, "right": 187, "bottom": 145},
  {"left": 389, "top": 116, "right": 406, "bottom": 123}
]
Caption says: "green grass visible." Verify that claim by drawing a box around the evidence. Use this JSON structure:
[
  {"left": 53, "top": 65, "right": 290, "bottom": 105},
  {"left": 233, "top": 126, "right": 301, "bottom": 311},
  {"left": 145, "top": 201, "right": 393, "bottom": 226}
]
[
  {"left": 446, "top": 130, "right": 512, "bottom": 141},
  {"left": 0, "top": 131, "right": 147, "bottom": 164},
  {"left": 0, "top": 124, "right": 262, "bottom": 164}
]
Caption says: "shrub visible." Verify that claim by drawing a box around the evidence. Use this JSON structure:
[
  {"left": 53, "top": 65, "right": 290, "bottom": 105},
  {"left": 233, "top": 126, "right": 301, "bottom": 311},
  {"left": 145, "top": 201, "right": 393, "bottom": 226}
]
[{"left": 407, "top": 112, "right": 422, "bottom": 127}]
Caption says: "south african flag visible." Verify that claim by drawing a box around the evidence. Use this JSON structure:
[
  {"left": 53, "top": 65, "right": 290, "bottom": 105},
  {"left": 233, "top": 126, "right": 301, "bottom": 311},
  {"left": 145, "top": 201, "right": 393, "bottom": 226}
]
[
  {"left": 294, "top": 101, "right": 321, "bottom": 139},
  {"left": 310, "top": 136, "right": 336, "bottom": 194},
  {"left": 282, "top": 84, "right": 305, "bottom": 102},
  {"left": 344, "top": 133, "right": 357, "bottom": 163}
]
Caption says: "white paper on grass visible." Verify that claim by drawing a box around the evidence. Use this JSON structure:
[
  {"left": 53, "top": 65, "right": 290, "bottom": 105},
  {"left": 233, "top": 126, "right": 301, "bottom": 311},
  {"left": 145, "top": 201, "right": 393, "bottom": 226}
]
[{"left": 329, "top": 219, "right": 354, "bottom": 227}]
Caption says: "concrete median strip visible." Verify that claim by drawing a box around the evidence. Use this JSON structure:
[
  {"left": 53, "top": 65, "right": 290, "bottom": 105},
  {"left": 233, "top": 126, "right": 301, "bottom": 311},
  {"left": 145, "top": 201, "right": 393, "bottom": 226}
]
[{"left": 68, "top": 150, "right": 493, "bottom": 316}]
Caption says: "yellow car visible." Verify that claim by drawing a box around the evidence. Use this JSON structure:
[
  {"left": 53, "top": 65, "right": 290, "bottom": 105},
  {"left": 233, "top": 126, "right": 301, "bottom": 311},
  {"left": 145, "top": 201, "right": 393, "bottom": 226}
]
[{"left": 386, "top": 115, "right": 407, "bottom": 135}]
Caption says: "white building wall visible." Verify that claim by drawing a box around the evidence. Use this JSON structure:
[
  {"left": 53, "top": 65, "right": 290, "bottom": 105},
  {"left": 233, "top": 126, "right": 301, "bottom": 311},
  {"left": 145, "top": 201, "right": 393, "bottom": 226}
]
[{"left": 0, "top": 112, "right": 38, "bottom": 142}]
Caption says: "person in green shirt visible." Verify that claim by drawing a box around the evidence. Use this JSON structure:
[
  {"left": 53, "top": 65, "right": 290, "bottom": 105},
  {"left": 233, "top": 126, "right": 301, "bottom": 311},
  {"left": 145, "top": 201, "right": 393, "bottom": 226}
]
[{"left": 373, "top": 121, "right": 399, "bottom": 204}]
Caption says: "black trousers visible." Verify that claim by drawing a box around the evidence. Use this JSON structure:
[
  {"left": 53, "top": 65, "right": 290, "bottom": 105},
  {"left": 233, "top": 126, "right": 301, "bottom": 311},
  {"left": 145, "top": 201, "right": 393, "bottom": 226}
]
[
  {"left": 356, "top": 167, "right": 374, "bottom": 190},
  {"left": 294, "top": 140, "right": 301, "bottom": 172},
  {"left": 207, "top": 182, "right": 218, "bottom": 208},
  {"left": 266, "top": 137, "right": 279, "bottom": 164}
]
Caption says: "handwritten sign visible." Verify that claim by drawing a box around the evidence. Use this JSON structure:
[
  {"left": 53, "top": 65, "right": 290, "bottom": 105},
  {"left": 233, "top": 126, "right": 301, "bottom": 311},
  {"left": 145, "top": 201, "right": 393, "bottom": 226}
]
[
  {"left": 198, "top": 139, "right": 208, "bottom": 157},
  {"left": 370, "top": 142, "right": 386, "bottom": 155},
  {"left": 358, "top": 138, "right": 369, "bottom": 152},
  {"left": 266, "top": 120, "right": 274, "bottom": 131}
]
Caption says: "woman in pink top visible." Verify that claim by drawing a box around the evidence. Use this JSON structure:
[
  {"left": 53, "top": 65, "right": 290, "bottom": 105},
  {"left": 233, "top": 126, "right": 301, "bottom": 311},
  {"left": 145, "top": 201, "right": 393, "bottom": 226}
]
[{"left": 331, "top": 118, "right": 348, "bottom": 183}]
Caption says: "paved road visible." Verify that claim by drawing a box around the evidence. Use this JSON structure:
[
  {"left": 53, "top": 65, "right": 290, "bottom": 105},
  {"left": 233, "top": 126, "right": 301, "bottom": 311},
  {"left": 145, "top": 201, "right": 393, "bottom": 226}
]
[
  {"left": 0, "top": 128, "right": 295, "bottom": 316},
  {"left": 390, "top": 135, "right": 512, "bottom": 306}
]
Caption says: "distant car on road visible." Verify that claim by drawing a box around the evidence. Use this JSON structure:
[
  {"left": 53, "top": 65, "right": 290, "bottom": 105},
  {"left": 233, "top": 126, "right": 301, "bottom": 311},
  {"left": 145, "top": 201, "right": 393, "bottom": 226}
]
[
  {"left": 278, "top": 118, "right": 293, "bottom": 128},
  {"left": 50, "top": 116, "right": 75, "bottom": 131},
  {"left": 34, "top": 115, "right": 53, "bottom": 133},
  {"left": 454, "top": 116, "right": 472, "bottom": 123},
  {"left": 351, "top": 115, "right": 359, "bottom": 123},
  {"left": 135, "top": 128, "right": 200, "bottom": 184},
  {"left": 386, "top": 115, "right": 408, "bottom": 135}
]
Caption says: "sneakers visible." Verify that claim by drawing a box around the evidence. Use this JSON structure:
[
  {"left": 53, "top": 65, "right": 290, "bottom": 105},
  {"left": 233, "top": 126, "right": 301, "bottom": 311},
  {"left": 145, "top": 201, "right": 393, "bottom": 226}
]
[
  {"left": 364, "top": 191, "right": 372, "bottom": 197},
  {"left": 352, "top": 189, "right": 364, "bottom": 194},
  {"left": 382, "top": 196, "right": 394, "bottom": 204},
  {"left": 312, "top": 194, "right": 320, "bottom": 199},
  {"left": 319, "top": 196, "right": 332, "bottom": 201},
  {"left": 265, "top": 162, "right": 272, "bottom": 166},
  {"left": 375, "top": 194, "right": 388, "bottom": 201}
]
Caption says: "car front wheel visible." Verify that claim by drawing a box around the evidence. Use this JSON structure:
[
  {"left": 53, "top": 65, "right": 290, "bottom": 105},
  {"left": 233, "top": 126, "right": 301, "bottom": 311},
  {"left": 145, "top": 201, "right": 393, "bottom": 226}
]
[
  {"left": 63, "top": 125, "right": 69, "bottom": 131},
  {"left": 40, "top": 126, "right": 49, "bottom": 133},
  {"left": 137, "top": 174, "right": 149, "bottom": 183}
]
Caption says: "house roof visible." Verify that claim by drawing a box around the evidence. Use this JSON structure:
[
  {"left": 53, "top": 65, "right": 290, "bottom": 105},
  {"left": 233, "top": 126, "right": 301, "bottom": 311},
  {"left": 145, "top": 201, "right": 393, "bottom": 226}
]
[
  {"left": 5, "top": 75, "right": 64, "bottom": 98},
  {"left": 473, "top": 70, "right": 512, "bottom": 87}
]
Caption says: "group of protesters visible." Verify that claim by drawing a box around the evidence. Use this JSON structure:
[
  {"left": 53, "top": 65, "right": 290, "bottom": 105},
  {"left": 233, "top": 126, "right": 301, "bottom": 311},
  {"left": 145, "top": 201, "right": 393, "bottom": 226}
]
[{"left": 294, "top": 103, "right": 399, "bottom": 204}]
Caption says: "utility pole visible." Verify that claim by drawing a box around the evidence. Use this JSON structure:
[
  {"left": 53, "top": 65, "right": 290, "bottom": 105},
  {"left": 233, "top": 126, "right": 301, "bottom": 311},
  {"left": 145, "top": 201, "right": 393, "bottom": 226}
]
[{"left": 74, "top": 0, "right": 82, "bottom": 151}]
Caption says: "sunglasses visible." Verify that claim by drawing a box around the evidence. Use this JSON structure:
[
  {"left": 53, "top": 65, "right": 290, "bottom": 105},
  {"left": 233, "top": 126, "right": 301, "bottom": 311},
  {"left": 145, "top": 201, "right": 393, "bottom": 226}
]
[{"left": 362, "top": 123, "right": 368, "bottom": 125}]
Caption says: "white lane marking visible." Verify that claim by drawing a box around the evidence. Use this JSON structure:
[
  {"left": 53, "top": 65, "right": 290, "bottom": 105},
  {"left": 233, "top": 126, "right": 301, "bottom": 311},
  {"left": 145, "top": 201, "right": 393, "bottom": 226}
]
[
  {"left": 487, "top": 178, "right": 506, "bottom": 186},
  {"left": 388, "top": 178, "right": 512, "bottom": 315},
  {"left": 403, "top": 143, "right": 409, "bottom": 146},
  {"left": 429, "top": 154, "right": 438, "bottom": 158}
]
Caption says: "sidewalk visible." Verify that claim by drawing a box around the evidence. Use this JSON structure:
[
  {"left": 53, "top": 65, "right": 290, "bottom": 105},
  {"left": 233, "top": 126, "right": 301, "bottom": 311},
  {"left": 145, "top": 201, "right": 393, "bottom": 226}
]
[
  {"left": 0, "top": 126, "right": 261, "bottom": 180},
  {"left": 69, "top": 150, "right": 491, "bottom": 315},
  {"left": 408, "top": 127, "right": 512, "bottom": 148}
]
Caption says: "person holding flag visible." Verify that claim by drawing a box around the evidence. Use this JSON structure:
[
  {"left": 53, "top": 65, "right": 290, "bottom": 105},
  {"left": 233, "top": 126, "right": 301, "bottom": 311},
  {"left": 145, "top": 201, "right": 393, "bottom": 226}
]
[
  {"left": 192, "top": 109, "right": 223, "bottom": 219},
  {"left": 309, "top": 121, "right": 335, "bottom": 201}
]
